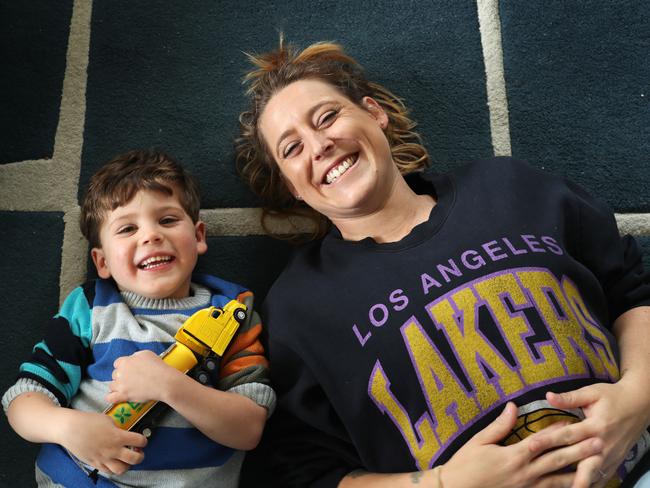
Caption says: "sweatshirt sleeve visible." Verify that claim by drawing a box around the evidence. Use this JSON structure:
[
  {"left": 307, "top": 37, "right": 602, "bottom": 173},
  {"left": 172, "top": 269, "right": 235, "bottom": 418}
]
[
  {"left": 2, "top": 286, "right": 94, "bottom": 409},
  {"left": 217, "top": 290, "right": 276, "bottom": 414},
  {"left": 261, "top": 338, "right": 361, "bottom": 488},
  {"left": 563, "top": 178, "right": 650, "bottom": 322}
]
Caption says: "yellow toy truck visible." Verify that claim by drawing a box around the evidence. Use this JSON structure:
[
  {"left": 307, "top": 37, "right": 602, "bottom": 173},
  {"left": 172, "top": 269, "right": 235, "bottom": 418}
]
[{"left": 103, "top": 299, "right": 247, "bottom": 438}]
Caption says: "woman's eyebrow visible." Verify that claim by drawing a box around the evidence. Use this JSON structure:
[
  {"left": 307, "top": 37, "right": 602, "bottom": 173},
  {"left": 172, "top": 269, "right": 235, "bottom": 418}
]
[{"left": 275, "top": 99, "right": 337, "bottom": 156}]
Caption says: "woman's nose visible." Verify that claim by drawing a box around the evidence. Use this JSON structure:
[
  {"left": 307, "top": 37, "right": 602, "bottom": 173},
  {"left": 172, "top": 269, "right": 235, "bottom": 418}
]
[{"left": 311, "top": 133, "right": 334, "bottom": 162}]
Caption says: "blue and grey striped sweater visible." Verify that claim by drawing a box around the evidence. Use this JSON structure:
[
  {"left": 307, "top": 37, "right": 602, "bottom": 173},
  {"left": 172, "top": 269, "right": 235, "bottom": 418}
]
[{"left": 2, "top": 274, "right": 275, "bottom": 487}]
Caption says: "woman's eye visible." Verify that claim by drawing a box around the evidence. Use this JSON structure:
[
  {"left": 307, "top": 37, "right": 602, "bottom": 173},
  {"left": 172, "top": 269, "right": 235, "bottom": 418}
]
[
  {"left": 283, "top": 142, "right": 301, "bottom": 158},
  {"left": 318, "top": 110, "right": 337, "bottom": 126}
]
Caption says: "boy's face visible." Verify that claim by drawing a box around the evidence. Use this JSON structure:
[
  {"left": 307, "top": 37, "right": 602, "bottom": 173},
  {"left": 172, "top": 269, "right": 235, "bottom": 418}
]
[{"left": 91, "top": 187, "right": 207, "bottom": 299}]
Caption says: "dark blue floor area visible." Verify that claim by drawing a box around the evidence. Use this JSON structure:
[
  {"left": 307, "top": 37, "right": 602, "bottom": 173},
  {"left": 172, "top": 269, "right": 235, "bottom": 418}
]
[
  {"left": 0, "top": 1, "right": 72, "bottom": 164},
  {"left": 79, "top": 0, "right": 492, "bottom": 208},
  {"left": 500, "top": 1, "right": 650, "bottom": 212},
  {"left": 0, "top": 211, "right": 64, "bottom": 487}
]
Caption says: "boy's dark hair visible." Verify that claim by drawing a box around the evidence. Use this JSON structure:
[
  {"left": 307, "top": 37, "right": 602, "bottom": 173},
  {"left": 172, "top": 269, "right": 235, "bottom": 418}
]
[{"left": 80, "top": 150, "right": 201, "bottom": 248}]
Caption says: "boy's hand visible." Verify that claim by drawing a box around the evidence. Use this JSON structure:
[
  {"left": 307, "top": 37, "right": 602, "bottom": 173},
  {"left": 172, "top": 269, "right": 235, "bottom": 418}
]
[
  {"left": 61, "top": 410, "right": 147, "bottom": 475},
  {"left": 106, "top": 350, "right": 182, "bottom": 404}
]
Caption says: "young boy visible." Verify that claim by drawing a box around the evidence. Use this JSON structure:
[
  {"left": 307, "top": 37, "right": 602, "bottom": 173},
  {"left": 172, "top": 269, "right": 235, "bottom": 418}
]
[{"left": 2, "top": 150, "right": 275, "bottom": 487}]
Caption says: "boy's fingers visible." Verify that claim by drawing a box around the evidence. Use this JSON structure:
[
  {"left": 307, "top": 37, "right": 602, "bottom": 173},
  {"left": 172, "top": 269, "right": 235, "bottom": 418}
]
[
  {"left": 105, "top": 458, "right": 130, "bottom": 475},
  {"left": 120, "top": 446, "right": 145, "bottom": 466},
  {"left": 122, "top": 431, "right": 148, "bottom": 449}
]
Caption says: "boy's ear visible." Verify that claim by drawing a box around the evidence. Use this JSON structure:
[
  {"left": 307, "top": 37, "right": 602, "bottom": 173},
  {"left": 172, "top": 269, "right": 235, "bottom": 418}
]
[
  {"left": 91, "top": 247, "right": 112, "bottom": 279},
  {"left": 195, "top": 221, "right": 208, "bottom": 255}
]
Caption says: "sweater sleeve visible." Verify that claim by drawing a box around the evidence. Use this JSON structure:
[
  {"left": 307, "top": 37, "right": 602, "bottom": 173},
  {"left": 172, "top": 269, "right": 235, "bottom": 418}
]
[
  {"left": 2, "top": 286, "right": 94, "bottom": 408},
  {"left": 563, "top": 178, "right": 650, "bottom": 322},
  {"left": 261, "top": 338, "right": 361, "bottom": 488},
  {"left": 217, "top": 290, "right": 276, "bottom": 414}
]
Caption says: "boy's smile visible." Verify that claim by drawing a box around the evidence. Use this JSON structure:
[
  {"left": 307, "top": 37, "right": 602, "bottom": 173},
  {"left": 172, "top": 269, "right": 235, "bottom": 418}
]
[{"left": 91, "top": 187, "right": 207, "bottom": 299}]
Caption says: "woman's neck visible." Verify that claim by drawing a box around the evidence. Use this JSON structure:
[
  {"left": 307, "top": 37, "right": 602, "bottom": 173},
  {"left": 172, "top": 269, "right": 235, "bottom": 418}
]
[{"left": 332, "top": 176, "right": 435, "bottom": 244}]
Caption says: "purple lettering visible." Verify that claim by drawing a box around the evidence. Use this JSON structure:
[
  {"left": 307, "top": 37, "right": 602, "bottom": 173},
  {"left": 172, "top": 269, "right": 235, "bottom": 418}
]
[
  {"left": 502, "top": 237, "right": 528, "bottom": 255},
  {"left": 521, "top": 234, "right": 545, "bottom": 253},
  {"left": 482, "top": 240, "right": 508, "bottom": 261},
  {"left": 461, "top": 250, "right": 486, "bottom": 270},
  {"left": 541, "top": 236, "right": 564, "bottom": 255},
  {"left": 390, "top": 289, "right": 409, "bottom": 311},
  {"left": 370, "top": 304, "right": 389, "bottom": 327},
  {"left": 353, "top": 324, "right": 372, "bottom": 346},
  {"left": 437, "top": 259, "right": 463, "bottom": 283},
  {"left": 421, "top": 273, "right": 442, "bottom": 295}
]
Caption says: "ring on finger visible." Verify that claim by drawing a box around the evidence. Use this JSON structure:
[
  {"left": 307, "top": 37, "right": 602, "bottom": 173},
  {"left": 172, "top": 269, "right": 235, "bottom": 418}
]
[{"left": 597, "top": 468, "right": 607, "bottom": 480}]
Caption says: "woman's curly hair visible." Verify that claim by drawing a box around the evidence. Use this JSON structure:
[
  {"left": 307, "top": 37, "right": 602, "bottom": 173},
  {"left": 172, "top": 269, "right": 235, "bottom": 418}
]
[{"left": 236, "top": 36, "right": 430, "bottom": 241}]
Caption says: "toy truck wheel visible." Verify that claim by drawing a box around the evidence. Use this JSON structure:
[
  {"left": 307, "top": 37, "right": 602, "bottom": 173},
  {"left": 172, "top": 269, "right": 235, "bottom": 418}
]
[
  {"left": 194, "top": 369, "right": 211, "bottom": 385},
  {"left": 204, "top": 357, "right": 218, "bottom": 371},
  {"left": 235, "top": 309, "right": 247, "bottom": 323}
]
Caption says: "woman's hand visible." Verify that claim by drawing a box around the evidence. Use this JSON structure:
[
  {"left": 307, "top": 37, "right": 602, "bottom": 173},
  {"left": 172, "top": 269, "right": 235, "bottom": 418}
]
[
  {"left": 546, "top": 374, "right": 650, "bottom": 488},
  {"left": 441, "top": 402, "right": 604, "bottom": 488},
  {"left": 106, "top": 350, "right": 183, "bottom": 405}
]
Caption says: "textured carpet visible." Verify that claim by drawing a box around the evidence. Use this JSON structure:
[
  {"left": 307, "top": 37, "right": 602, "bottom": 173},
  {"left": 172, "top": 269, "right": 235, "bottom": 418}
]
[{"left": 1, "top": 1, "right": 648, "bottom": 486}]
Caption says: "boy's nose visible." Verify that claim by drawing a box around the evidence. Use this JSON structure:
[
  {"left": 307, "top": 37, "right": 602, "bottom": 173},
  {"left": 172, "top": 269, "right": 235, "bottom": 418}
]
[{"left": 141, "top": 228, "right": 163, "bottom": 245}]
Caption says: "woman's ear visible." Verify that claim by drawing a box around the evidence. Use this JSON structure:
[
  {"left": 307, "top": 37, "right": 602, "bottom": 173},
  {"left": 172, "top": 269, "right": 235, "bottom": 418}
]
[
  {"left": 362, "top": 97, "right": 389, "bottom": 129},
  {"left": 279, "top": 172, "right": 300, "bottom": 200}
]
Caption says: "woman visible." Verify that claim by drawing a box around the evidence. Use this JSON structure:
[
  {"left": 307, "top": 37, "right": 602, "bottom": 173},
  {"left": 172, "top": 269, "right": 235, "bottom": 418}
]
[{"left": 237, "top": 39, "right": 650, "bottom": 488}]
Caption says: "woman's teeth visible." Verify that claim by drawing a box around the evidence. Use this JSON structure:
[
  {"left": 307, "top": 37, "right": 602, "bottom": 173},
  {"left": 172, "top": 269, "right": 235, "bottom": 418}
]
[
  {"left": 326, "top": 155, "right": 357, "bottom": 184},
  {"left": 139, "top": 256, "right": 173, "bottom": 269}
]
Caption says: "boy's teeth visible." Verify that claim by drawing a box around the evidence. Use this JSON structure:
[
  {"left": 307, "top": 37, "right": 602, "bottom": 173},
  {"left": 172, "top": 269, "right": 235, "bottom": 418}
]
[
  {"left": 140, "top": 256, "right": 173, "bottom": 269},
  {"left": 326, "top": 155, "right": 356, "bottom": 184}
]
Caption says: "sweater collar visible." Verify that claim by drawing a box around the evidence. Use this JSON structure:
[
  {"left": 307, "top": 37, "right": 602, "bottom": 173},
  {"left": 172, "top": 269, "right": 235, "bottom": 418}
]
[{"left": 119, "top": 283, "right": 211, "bottom": 310}]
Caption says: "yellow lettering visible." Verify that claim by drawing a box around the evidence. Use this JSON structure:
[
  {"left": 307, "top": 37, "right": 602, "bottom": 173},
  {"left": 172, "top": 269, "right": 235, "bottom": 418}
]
[
  {"left": 474, "top": 274, "right": 564, "bottom": 386},
  {"left": 430, "top": 290, "right": 523, "bottom": 409},
  {"left": 561, "top": 278, "right": 619, "bottom": 380},
  {"left": 403, "top": 320, "right": 480, "bottom": 444},
  {"left": 518, "top": 271, "right": 607, "bottom": 377},
  {"left": 369, "top": 362, "right": 438, "bottom": 470}
]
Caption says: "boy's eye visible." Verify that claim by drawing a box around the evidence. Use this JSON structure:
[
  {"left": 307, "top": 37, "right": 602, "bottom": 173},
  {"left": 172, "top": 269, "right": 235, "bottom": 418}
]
[
  {"left": 160, "top": 216, "right": 179, "bottom": 225},
  {"left": 117, "top": 225, "right": 136, "bottom": 234}
]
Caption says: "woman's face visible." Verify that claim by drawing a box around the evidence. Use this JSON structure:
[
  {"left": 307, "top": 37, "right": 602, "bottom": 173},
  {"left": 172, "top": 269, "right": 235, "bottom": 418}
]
[{"left": 259, "top": 78, "right": 399, "bottom": 222}]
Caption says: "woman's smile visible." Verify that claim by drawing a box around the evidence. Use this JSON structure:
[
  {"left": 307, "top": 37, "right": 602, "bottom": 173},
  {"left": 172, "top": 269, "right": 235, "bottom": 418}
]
[
  {"left": 324, "top": 153, "right": 358, "bottom": 184},
  {"left": 259, "top": 78, "right": 396, "bottom": 220}
]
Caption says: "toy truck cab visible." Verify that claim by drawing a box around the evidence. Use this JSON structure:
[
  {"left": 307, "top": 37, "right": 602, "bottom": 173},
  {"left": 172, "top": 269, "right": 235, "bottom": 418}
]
[{"left": 175, "top": 300, "right": 248, "bottom": 359}]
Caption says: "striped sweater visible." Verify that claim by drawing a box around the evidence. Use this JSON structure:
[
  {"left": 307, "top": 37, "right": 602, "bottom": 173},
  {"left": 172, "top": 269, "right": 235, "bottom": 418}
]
[{"left": 2, "top": 274, "right": 275, "bottom": 487}]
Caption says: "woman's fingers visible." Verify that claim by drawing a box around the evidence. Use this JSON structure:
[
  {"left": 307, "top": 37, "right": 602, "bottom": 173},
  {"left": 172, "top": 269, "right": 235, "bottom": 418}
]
[
  {"left": 571, "top": 455, "right": 607, "bottom": 488},
  {"left": 536, "top": 472, "right": 576, "bottom": 488},
  {"left": 526, "top": 416, "right": 601, "bottom": 456},
  {"left": 471, "top": 402, "right": 518, "bottom": 445},
  {"left": 528, "top": 437, "right": 603, "bottom": 480},
  {"left": 546, "top": 387, "right": 599, "bottom": 410}
]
